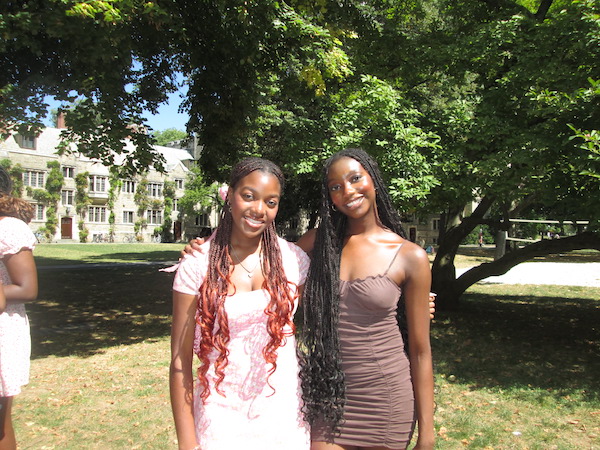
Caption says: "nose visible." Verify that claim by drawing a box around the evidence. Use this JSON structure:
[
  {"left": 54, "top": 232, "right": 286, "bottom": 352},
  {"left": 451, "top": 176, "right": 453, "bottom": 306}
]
[
  {"left": 251, "top": 200, "right": 264, "bottom": 215},
  {"left": 343, "top": 181, "right": 356, "bottom": 196}
]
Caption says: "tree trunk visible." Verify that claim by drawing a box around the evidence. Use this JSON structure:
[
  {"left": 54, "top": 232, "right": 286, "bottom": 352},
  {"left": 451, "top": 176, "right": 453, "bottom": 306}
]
[{"left": 434, "top": 231, "right": 600, "bottom": 310}]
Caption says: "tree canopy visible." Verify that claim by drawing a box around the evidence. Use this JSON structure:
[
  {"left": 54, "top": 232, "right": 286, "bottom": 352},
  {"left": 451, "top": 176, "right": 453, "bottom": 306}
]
[{"left": 2, "top": 0, "right": 599, "bottom": 307}]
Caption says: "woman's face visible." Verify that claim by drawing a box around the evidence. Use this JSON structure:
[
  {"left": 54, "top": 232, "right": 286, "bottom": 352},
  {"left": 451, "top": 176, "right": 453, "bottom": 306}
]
[
  {"left": 326, "top": 157, "right": 376, "bottom": 220},
  {"left": 229, "top": 170, "right": 281, "bottom": 241}
]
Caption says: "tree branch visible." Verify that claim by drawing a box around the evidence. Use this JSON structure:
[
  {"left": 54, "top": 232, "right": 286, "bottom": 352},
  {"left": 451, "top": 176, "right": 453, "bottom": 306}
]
[{"left": 455, "top": 231, "right": 600, "bottom": 293}]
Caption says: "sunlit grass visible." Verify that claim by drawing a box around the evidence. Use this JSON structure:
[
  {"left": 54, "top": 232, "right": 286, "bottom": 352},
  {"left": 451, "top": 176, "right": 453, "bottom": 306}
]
[{"left": 13, "top": 246, "right": 600, "bottom": 448}]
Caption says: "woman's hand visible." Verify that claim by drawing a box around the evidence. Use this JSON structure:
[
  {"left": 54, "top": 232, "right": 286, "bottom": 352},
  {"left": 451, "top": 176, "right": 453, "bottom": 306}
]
[
  {"left": 429, "top": 293, "right": 436, "bottom": 320},
  {"left": 180, "top": 237, "right": 208, "bottom": 258}
]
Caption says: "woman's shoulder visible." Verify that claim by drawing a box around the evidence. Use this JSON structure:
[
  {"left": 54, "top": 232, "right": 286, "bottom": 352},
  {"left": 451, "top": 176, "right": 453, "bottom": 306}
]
[
  {"left": 277, "top": 236, "right": 309, "bottom": 259},
  {"left": 0, "top": 216, "right": 36, "bottom": 254}
]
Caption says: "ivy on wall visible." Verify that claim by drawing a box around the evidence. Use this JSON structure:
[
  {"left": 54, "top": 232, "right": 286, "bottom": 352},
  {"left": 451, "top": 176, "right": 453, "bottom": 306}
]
[
  {"left": 0, "top": 159, "right": 25, "bottom": 197},
  {"left": 27, "top": 160, "right": 63, "bottom": 240},
  {"left": 107, "top": 171, "right": 121, "bottom": 242},
  {"left": 133, "top": 176, "right": 149, "bottom": 240},
  {"left": 75, "top": 171, "right": 90, "bottom": 242},
  {"left": 161, "top": 180, "right": 175, "bottom": 242}
]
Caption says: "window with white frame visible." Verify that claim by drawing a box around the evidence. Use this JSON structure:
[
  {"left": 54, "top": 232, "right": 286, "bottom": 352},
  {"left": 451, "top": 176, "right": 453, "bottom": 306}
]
[
  {"left": 34, "top": 204, "right": 44, "bottom": 221},
  {"left": 89, "top": 175, "right": 107, "bottom": 193},
  {"left": 147, "top": 209, "right": 163, "bottom": 225},
  {"left": 172, "top": 199, "right": 179, "bottom": 212},
  {"left": 17, "top": 134, "right": 36, "bottom": 149},
  {"left": 175, "top": 178, "right": 184, "bottom": 189},
  {"left": 123, "top": 211, "right": 134, "bottom": 224},
  {"left": 122, "top": 180, "right": 136, "bottom": 193},
  {"left": 61, "top": 190, "right": 74, "bottom": 206},
  {"left": 62, "top": 166, "right": 75, "bottom": 178},
  {"left": 23, "top": 170, "right": 45, "bottom": 188},
  {"left": 433, "top": 219, "right": 441, "bottom": 231},
  {"left": 88, "top": 206, "right": 107, "bottom": 223},
  {"left": 147, "top": 183, "right": 163, "bottom": 197}
]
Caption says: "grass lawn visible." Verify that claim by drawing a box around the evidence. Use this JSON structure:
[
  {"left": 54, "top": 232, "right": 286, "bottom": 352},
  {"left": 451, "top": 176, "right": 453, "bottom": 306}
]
[{"left": 12, "top": 244, "right": 600, "bottom": 448}]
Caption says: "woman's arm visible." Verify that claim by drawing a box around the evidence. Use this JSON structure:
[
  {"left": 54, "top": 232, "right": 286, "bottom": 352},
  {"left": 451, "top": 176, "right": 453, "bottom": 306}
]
[
  {"left": 0, "top": 282, "right": 6, "bottom": 313},
  {"left": 295, "top": 228, "right": 316, "bottom": 257},
  {"left": 3, "top": 249, "right": 37, "bottom": 302},
  {"left": 170, "top": 290, "right": 199, "bottom": 450},
  {"left": 403, "top": 246, "right": 435, "bottom": 449}
]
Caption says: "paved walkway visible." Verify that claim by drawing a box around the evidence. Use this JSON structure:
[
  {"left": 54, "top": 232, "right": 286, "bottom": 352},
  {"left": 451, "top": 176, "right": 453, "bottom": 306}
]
[{"left": 457, "top": 262, "right": 600, "bottom": 288}]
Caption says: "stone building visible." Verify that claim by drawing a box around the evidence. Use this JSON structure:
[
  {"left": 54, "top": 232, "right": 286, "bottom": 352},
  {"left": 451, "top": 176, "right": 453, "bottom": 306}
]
[{"left": 0, "top": 122, "right": 210, "bottom": 243}]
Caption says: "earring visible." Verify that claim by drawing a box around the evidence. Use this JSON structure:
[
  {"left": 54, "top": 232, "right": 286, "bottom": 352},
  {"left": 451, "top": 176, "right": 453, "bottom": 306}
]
[
  {"left": 331, "top": 204, "right": 337, "bottom": 212},
  {"left": 227, "top": 202, "right": 232, "bottom": 213}
]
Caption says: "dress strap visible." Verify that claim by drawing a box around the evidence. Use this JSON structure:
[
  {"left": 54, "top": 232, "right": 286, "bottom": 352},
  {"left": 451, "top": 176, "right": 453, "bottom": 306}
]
[{"left": 383, "top": 244, "right": 403, "bottom": 276}]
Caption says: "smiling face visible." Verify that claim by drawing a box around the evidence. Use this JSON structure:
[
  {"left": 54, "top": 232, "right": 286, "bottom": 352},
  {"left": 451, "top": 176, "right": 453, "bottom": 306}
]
[
  {"left": 327, "top": 156, "right": 377, "bottom": 220},
  {"left": 229, "top": 170, "right": 281, "bottom": 242}
]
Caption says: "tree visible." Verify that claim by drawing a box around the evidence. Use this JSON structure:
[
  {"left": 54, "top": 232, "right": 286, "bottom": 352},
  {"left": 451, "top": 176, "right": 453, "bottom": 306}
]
[
  {"left": 1, "top": 0, "right": 348, "bottom": 175},
  {"left": 153, "top": 128, "right": 188, "bottom": 147},
  {"left": 401, "top": 0, "right": 600, "bottom": 308}
]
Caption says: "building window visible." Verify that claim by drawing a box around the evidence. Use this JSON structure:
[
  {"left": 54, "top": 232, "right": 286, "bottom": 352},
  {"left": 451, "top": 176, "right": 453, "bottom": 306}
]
[
  {"left": 122, "top": 180, "right": 136, "bottom": 193},
  {"left": 172, "top": 199, "right": 179, "bottom": 212},
  {"left": 123, "top": 211, "right": 134, "bottom": 224},
  {"left": 89, "top": 175, "right": 107, "bottom": 193},
  {"left": 23, "top": 170, "right": 45, "bottom": 188},
  {"left": 147, "top": 209, "right": 163, "bottom": 225},
  {"left": 16, "top": 134, "right": 36, "bottom": 149},
  {"left": 61, "top": 190, "right": 74, "bottom": 206},
  {"left": 175, "top": 178, "right": 184, "bottom": 190},
  {"left": 195, "top": 213, "right": 210, "bottom": 228},
  {"left": 34, "top": 204, "right": 44, "bottom": 221},
  {"left": 88, "top": 206, "right": 107, "bottom": 223},
  {"left": 432, "top": 219, "right": 441, "bottom": 231},
  {"left": 147, "top": 183, "right": 163, "bottom": 198},
  {"left": 62, "top": 166, "right": 75, "bottom": 178}
]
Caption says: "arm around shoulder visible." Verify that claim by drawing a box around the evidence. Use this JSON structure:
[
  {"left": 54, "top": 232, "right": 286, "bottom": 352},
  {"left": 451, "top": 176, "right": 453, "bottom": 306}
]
[{"left": 295, "top": 228, "right": 317, "bottom": 256}]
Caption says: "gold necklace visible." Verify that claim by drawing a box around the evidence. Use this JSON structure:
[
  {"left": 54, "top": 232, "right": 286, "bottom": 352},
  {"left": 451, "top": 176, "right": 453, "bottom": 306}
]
[{"left": 230, "top": 246, "right": 261, "bottom": 278}]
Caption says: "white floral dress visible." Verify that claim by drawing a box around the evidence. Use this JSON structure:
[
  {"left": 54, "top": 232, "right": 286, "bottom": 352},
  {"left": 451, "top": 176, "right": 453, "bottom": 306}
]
[
  {"left": 0, "top": 217, "right": 36, "bottom": 397},
  {"left": 172, "top": 237, "right": 311, "bottom": 449}
]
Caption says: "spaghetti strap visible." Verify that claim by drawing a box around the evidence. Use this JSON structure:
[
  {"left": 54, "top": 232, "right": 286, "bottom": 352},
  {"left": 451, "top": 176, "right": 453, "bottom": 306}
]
[{"left": 383, "top": 245, "right": 403, "bottom": 276}]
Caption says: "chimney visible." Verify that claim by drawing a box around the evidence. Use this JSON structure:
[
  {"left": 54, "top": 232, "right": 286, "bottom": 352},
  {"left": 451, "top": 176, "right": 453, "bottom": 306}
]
[{"left": 56, "top": 110, "right": 67, "bottom": 129}]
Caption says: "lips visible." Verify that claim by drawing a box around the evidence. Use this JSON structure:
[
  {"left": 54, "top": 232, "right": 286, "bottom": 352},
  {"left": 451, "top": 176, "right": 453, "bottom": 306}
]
[
  {"left": 244, "top": 216, "right": 265, "bottom": 229},
  {"left": 344, "top": 196, "right": 364, "bottom": 209}
]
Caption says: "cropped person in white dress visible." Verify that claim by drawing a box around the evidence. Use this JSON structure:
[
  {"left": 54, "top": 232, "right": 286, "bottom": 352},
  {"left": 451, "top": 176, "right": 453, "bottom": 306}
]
[
  {"left": 0, "top": 167, "right": 38, "bottom": 449},
  {"left": 168, "top": 158, "right": 310, "bottom": 450}
]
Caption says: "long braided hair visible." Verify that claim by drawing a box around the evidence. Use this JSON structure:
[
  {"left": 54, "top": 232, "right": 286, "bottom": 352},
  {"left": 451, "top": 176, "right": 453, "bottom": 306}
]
[
  {"left": 299, "top": 148, "right": 407, "bottom": 431},
  {"left": 0, "top": 167, "right": 34, "bottom": 223},
  {"left": 196, "top": 157, "right": 297, "bottom": 399}
]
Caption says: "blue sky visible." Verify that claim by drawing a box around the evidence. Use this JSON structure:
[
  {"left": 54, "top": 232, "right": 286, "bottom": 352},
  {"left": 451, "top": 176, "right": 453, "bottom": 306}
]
[{"left": 43, "top": 88, "right": 190, "bottom": 132}]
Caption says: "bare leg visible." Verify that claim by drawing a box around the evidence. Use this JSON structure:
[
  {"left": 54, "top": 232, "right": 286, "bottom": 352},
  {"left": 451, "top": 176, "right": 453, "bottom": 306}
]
[{"left": 0, "top": 397, "right": 16, "bottom": 450}]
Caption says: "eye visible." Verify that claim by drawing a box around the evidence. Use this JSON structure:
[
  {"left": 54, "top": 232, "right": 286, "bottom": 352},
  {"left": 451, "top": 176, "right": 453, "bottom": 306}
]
[
  {"left": 267, "top": 199, "right": 278, "bottom": 207},
  {"left": 351, "top": 174, "right": 362, "bottom": 183},
  {"left": 329, "top": 184, "right": 340, "bottom": 192},
  {"left": 242, "top": 193, "right": 253, "bottom": 200}
]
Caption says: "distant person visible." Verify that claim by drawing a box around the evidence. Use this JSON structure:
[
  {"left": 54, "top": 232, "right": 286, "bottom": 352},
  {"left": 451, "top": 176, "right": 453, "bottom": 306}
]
[{"left": 0, "top": 166, "right": 38, "bottom": 450}]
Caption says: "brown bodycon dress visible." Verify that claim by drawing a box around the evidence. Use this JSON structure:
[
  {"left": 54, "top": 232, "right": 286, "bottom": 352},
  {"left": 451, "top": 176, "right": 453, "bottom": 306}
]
[{"left": 311, "top": 251, "right": 415, "bottom": 448}]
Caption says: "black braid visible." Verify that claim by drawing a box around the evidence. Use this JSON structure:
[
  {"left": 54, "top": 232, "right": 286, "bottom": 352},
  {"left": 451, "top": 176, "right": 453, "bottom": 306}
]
[{"left": 298, "top": 148, "right": 407, "bottom": 433}]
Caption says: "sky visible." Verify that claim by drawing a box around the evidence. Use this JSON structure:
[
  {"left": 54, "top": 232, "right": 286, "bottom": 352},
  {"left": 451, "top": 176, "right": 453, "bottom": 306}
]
[{"left": 43, "top": 87, "right": 190, "bottom": 132}]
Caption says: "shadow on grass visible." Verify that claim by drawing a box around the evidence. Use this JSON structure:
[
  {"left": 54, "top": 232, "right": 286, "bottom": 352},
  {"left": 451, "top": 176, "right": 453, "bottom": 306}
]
[
  {"left": 34, "top": 250, "right": 180, "bottom": 267},
  {"left": 29, "top": 265, "right": 175, "bottom": 358},
  {"left": 432, "top": 285, "right": 600, "bottom": 402}
]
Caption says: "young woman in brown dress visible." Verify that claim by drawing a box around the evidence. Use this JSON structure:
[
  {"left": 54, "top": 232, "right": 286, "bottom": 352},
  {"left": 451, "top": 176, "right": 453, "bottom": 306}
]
[{"left": 297, "top": 148, "right": 434, "bottom": 450}]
